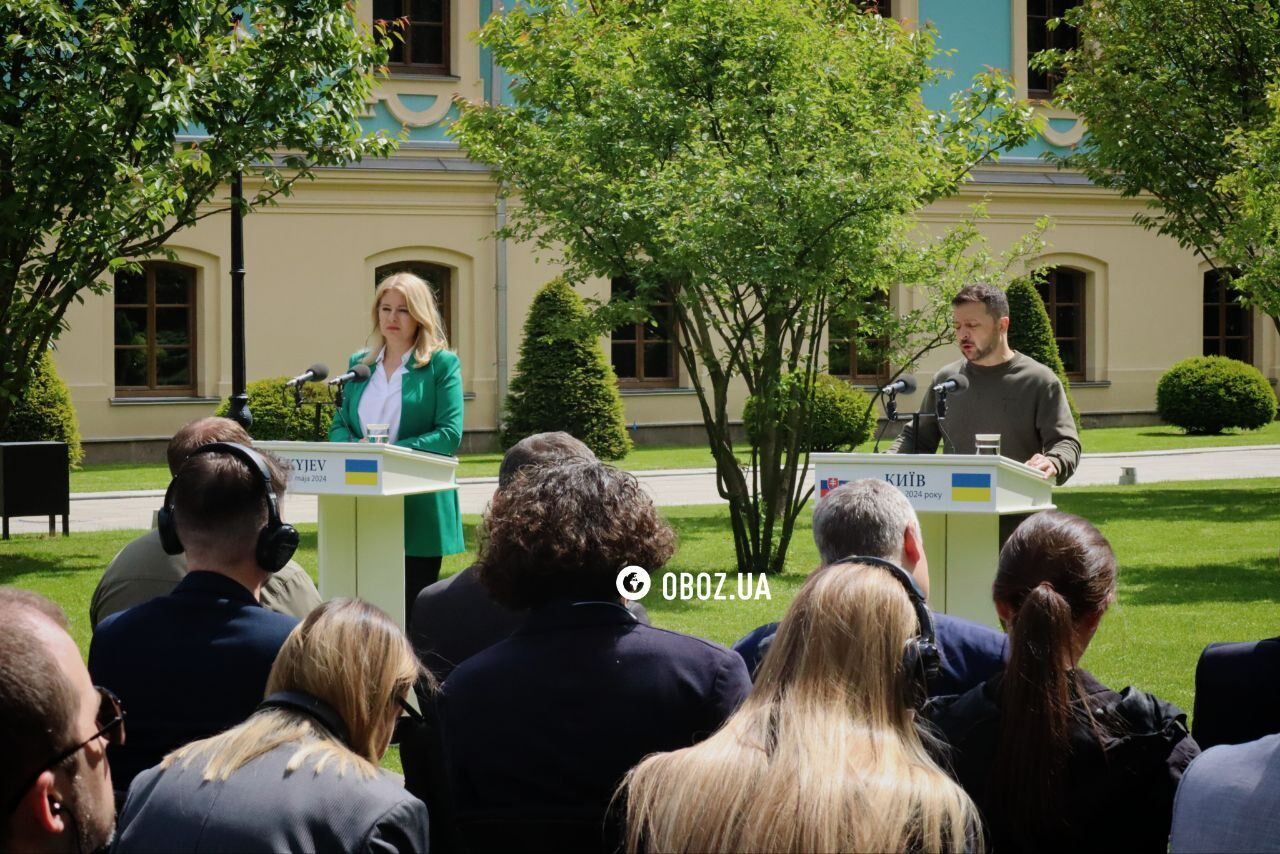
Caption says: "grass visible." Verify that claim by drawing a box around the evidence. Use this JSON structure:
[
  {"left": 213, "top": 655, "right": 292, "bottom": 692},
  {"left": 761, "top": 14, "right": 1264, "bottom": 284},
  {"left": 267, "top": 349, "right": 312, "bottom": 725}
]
[{"left": 68, "top": 421, "right": 1280, "bottom": 494}]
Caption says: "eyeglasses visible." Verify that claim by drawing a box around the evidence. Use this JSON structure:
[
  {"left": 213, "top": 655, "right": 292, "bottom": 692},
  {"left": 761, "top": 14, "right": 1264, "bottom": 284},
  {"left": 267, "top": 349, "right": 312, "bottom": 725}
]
[{"left": 6, "top": 687, "right": 125, "bottom": 815}]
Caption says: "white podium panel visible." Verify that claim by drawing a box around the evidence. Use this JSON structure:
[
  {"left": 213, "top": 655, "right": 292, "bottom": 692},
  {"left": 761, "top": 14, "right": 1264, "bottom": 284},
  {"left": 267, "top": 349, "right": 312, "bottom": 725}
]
[
  {"left": 811, "top": 453, "right": 1054, "bottom": 626},
  {"left": 259, "top": 441, "right": 458, "bottom": 628}
]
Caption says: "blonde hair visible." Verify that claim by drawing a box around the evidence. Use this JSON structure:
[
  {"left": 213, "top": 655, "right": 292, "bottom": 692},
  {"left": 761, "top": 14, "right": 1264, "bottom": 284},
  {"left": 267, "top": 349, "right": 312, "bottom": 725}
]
[
  {"left": 363, "top": 272, "right": 449, "bottom": 368},
  {"left": 619, "top": 564, "right": 981, "bottom": 853},
  {"left": 162, "top": 599, "right": 427, "bottom": 782}
]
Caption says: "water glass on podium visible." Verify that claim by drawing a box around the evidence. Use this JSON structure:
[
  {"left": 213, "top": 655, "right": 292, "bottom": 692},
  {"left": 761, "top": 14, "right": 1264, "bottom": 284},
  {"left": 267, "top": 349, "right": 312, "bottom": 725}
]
[{"left": 975, "top": 433, "right": 1001, "bottom": 456}]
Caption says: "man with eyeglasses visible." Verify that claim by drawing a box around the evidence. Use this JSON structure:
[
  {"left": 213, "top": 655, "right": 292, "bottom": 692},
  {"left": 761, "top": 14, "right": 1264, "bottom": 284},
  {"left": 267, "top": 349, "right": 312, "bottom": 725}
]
[{"left": 1, "top": 588, "right": 120, "bottom": 853}]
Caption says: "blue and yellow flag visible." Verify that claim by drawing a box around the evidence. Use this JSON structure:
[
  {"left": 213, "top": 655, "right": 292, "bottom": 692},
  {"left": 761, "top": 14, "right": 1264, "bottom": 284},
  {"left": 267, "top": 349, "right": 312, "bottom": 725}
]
[
  {"left": 345, "top": 458, "right": 378, "bottom": 486},
  {"left": 951, "top": 472, "right": 991, "bottom": 502}
]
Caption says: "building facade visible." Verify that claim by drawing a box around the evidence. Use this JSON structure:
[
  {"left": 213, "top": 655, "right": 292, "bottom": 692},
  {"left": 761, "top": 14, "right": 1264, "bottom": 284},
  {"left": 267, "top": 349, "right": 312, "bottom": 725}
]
[{"left": 54, "top": 0, "right": 1280, "bottom": 460}]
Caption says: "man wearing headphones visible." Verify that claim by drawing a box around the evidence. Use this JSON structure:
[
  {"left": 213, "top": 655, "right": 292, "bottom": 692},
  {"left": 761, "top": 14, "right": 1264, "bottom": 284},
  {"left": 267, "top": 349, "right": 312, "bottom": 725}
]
[{"left": 89, "top": 443, "right": 300, "bottom": 804}]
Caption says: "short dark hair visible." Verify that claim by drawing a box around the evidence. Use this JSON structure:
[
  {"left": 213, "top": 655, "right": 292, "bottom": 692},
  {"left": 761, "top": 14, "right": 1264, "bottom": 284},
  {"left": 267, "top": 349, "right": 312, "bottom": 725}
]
[
  {"left": 0, "top": 589, "right": 76, "bottom": 829},
  {"left": 172, "top": 448, "right": 288, "bottom": 562},
  {"left": 477, "top": 459, "right": 676, "bottom": 609},
  {"left": 497, "top": 432, "right": 597, "bottom": 489},
  {"left": 952, "top": 283, "right": 1009, "bottom": 320},
  {"left": 167, "top": 417, "right": 253, "bottom": 476}
]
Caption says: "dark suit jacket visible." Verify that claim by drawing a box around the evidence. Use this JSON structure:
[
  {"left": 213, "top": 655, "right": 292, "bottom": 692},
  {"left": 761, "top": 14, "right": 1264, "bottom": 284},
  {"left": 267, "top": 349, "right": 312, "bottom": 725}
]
[
  {"left": 733, "top": 610, "right": 1008, "bottom": 697},
  {"left": 116, "top": 739, "right": 429, "bottom": 853},
  {"left": 1193, "top": 637, "right": 1280, "bottom": 750},
  {"left": 88, "top": 571, "right": 298, "bottom": 797},
  {"left": 435, "top": 600, "right": 751, "bottom": 852}
]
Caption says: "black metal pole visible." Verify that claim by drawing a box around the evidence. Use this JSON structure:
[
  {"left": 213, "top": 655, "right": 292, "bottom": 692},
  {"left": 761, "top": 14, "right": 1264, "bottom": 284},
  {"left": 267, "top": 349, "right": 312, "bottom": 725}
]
[{"left": 228, "top": 169, "right": 252, "bottom": 429}]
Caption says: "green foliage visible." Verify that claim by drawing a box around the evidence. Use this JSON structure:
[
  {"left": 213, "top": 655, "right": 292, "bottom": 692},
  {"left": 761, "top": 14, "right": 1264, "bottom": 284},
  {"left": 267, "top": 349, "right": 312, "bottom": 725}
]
[
  {"left": 744, "top": 374, "right": 874, "bottom": 453},
  {"left": 502, "top": 279, "right": 632, "bottom": 461},
  {"left": 1047, "top": 0, "right": 1280, "bottom": 325},
  {"left": 1223, "top": 88, "right": 1280, "bottom": 320},
  {"left": 452, "top": 0, "right": 1033, "bottom": 573},
  {"left": 1006, "top": 277, "right": 1081, "bottom": 428},
  {"left": 0, "top": 0, "right": 400, "bottom": 432},
  {"left": 1156, "top": 357, "right": 1277, "bottom": 435},
  {"left": 0, "top": 349, "right": 83, "bottom": 468},
  {"left": 214, "top": 378, "right": 333, "bottom": 442}
]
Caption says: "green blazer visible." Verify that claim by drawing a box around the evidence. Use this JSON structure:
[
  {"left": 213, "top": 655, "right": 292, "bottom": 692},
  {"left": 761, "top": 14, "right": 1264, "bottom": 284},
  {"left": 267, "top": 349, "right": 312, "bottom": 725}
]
[{"left": 328, "top": 349, "right": 465, "bottom": 557}]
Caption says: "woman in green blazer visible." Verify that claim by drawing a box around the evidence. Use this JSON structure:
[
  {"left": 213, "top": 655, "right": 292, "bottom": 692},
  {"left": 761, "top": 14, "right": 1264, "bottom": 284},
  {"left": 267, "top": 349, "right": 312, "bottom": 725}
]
[{"left": 329, "top": 272, "right": 464, "bottom": 619}]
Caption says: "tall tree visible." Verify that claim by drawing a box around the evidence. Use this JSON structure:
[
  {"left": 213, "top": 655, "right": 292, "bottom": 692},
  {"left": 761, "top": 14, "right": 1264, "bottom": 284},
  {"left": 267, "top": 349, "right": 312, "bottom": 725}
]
[
  {"left": 1047, "top": 0, "right": 1280, "bottom": 329},
  {"left": 453, "top": 0, "right": 1033, "bottom": 574},
  {"left": 0, "top": 0, "right": 398, "bottom": 427}
]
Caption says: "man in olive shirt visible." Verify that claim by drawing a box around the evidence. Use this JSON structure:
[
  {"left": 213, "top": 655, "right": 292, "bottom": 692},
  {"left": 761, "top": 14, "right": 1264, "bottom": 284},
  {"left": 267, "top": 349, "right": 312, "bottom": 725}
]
[
  {"left": 90, "top": 417, "right": 320, "bottom": 629},
  {"left": 891, "top": 283, "right": 1080, "bottom": 486}
]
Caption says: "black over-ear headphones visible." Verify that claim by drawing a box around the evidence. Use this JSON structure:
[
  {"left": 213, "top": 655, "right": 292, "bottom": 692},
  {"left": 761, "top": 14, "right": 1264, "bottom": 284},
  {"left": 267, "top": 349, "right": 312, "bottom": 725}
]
[
  {"left": 834, "top": 554, "right": 941, "bottom": 710},
  {"left": 257, "top": 691, "right": 351, "bottom": 746},
  {"left": 157, "top": 441, "right": 299, "bottom": 573}
]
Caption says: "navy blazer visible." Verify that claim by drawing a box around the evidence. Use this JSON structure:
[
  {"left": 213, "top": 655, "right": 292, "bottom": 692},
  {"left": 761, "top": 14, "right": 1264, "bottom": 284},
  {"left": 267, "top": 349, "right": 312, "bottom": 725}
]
[
  {"left": 733, "top": 611, "right": 1008, "bottom": 697},
  {"left": 1192, "top": 637, "right": 1280, "bottom": 750},
  {"left": 436, "top": 601, "right": 750, "bottom": 850},
  {"left": 88, "top": 572, "right": 298, "bottom": 797}
]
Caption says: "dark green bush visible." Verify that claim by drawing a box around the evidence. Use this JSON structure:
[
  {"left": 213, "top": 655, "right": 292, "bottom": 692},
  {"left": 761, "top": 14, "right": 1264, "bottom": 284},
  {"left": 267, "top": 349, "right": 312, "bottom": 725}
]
[
  {"left": 1156, "top": 356, "right": 1277, "bottom": 435},
  {"left": 502, "top": 278, "right": 632, "bottom": 460},
  {"left": 1006, "top": 277, "right": 1081, "bottom": 428},
  {"left": 215, "top": 377, "right": 333, "bottom": 441},
  {"left": 0, "top": 349, "right": 84, "bottom": 468},
  {"left": 744, "top": 373, "right": 874, "bottom": 452}
]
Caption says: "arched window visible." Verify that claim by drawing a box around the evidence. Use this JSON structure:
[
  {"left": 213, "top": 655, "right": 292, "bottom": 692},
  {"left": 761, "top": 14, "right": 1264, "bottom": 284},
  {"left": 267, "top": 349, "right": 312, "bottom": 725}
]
[
  {"left": 1035, "top": 267, "right": 1085, "bottom": 379},
  {"left": 113, "top": 263, "right": 197, "bottom": 396},
  {"left": 374, "top": 262, "right": 453, "bottom": 343},
  {"left": 610, "top": 278, "right": 679, "bottom": 388},
  {"left": 1203, "top": 269, "right": 1252, "bottom": 362},
  {"left": 1027, "top": 0, "right": 1081, "bottom": 98},
  {"left": 828, "top": 292, "right": 890, "bottom": 384}
]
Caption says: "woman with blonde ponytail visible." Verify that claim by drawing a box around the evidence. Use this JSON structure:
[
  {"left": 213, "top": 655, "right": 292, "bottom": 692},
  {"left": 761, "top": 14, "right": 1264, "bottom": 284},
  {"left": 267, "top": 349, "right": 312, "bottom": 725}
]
[
  {"left": 619, "top": 561, "right": 980, "bottom": 853},
  {"left": 928, "top": 511, "right": 1199, "bottom": 852}
]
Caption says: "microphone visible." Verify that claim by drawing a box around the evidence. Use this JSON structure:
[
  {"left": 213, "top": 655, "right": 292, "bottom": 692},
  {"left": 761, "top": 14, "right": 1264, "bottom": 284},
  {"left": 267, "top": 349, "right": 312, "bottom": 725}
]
[
  {"left": 880, "top": 376, "right": 917, "bottom": 396},
  {"left": 933, "top": 374, "right": 970, "bottom": 395},
  {"left": 328, "top": 363, "right": 372, "bottom": 386},
  {"left": 284, "top": 363, "right": 328, "bottom": 388}
]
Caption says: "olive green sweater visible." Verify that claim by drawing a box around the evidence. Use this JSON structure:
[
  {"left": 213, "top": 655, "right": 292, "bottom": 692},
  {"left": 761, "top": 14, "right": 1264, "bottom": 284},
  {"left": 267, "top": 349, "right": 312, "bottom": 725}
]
[{"left": 890, "top": 353, "right": 1080, "bottom": 485}]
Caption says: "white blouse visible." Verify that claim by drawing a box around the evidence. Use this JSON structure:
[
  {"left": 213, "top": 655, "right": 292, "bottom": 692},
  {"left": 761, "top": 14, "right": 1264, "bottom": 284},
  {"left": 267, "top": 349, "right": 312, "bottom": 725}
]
[{"left": 356, "top": 349, "right": 411, "bottom": 443}]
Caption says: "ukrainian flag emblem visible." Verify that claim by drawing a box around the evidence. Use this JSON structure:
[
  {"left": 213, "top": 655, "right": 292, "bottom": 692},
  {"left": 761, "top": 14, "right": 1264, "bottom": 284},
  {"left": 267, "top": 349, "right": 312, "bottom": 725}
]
[
  {"left": 951, "top": 472, "right": 991, "bottom": 502},
  {"left": 345, "top": 458, "right": 379, "bottom": 486}
]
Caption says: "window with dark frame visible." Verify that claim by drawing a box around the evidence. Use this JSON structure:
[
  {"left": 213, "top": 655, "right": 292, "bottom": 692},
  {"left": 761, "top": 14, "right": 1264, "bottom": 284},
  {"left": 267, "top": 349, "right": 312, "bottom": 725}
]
[
  {"left": 373, "top": 0, "right": 450, "bottom": 76},
  {"left": 1027, "top": 0, "right": 1081, "bottom": 98},
  {"left": 374, "top": 262, "right": 453, "bottom": 343},
  {"left": 1034, "top": 267, "right": 1086, "bottom": 380},
  {"left": 866, "top": 0, "right": 893, "bottom": 16},
  {"left": 1203, "top": 269, "right": 1253, "bottom": 363},
  {"left": 113, "top": 263, "right": 197, "bottom": 396},
  {"left": 827, "top": 293, "right": 890, "bottom": 385},
  {"left": 610, "top": 278, "right": 679, "bottom": 388}
]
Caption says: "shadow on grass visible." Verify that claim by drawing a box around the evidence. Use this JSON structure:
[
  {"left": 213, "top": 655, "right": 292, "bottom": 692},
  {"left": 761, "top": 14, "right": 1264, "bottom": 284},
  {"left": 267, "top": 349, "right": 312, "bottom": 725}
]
[
  {"left": 0, "top": 552, "right": 106, "bottom": 584},
  {"left": 1119, "top": 555, "right": 1280, "bottom": 607},
  {"left": 1057, "top": 485, "right": 1279, "bottom": 525}
]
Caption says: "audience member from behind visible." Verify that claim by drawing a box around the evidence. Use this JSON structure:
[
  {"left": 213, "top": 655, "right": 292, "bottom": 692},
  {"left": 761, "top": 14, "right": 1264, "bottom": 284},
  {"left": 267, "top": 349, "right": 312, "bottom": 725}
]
[
  {"left": 88, "top": 443, "right": 300, "bottom": 802},
  {"left": 1190, "top": 632, "right": 1280, "bottom": 750},
  {"left": 1170, "top": 733, "right": 1280, "bottom": 853},
  {"left": 622, "top": 561, "right": 980, "bottom": 853},
  {"left": 734, "top": 479, "right": 1006, "bottom": 696},
  {"left": 90, "top": 416, "right": 321, "bottom": 629},
  {"left": 927, "top": 511, "right": 1199, "bottom": 852},
  {"left": 114, "top": 599, "right": 430, "bottom": 853},
  {"left": 436, "top": 460, "right": 751, "bottom": 852},
  {"left": 1, "top": 589, "right": 118, "bottom": 854},
  {"left": 410, "top": 431, "right": 648, "bottom": 683}
]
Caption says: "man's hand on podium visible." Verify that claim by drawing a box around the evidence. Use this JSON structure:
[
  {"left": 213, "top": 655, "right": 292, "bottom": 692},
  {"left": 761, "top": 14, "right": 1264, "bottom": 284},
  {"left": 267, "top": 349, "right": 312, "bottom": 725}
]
[{"left": 1025, "top": 454, "right": 1058, "bottom": 479}]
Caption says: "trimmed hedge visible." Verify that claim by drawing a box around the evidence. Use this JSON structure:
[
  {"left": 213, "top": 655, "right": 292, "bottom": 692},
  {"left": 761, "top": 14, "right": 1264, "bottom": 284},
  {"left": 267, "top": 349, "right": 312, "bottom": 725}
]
[
  {"left": 0, "top": 349, "right": 84, "bottom": 468},
  {"left": 744, "top": 373, "right": 874, "bottom": 453},
  {"left": 1156, "top": 356, "right": 1277, "bottom": 435},
  {"left": 1006, "top": 278, "right": 1081, "bottom": 428},
  {"left": 501, "top": 278, "right": 632, "bottom": 460},
  {"left": 215, "top": 377, "right": 333, "bottom": 442}
]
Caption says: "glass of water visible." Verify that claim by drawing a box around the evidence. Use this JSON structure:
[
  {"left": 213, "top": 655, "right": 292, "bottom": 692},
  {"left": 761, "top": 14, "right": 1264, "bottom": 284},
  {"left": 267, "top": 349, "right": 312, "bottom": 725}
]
[
  {"left": 366, "top": 423, "right": 391, "bottom": 444},
  {"left": 975, "top": 433, "right": 1001, "bottom": 456}
]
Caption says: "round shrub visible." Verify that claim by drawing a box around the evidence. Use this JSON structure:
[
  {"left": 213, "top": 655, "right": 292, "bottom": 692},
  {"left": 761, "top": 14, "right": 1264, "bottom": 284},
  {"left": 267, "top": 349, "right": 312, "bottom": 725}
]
[
  {"left": 1156, "top": 356, "right": 1277, "bottom": 435},
  {"left": 744, "top": 373, "right": 874, "bottom": 452},
  {"left": 0, "top": 349, "right": 84, "bottom": 468},
  {"left": 502, "top": 278, "right": 632, "bottom": 460},
  {"left": 215, "top": 377, "right": 332, "bottom": 441}
]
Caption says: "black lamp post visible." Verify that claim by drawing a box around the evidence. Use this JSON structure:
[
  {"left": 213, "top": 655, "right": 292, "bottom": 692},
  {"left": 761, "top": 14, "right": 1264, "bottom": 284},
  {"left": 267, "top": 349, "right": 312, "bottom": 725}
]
[{"left": 226, "top": 14, "right": 251, "bottom": 429}]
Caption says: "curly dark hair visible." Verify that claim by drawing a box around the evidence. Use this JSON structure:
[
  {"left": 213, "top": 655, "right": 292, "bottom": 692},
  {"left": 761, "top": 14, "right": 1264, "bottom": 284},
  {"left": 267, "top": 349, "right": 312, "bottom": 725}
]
[{"left": 476, "top": 459, "right": 676, "bottom": 609}]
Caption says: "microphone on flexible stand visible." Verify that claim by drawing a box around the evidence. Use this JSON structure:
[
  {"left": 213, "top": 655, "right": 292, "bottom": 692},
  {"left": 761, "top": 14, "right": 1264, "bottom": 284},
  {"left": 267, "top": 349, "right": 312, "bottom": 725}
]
[
  {"left": 872, "top": 376, "right": 918, "bottom": 453},
  {"left": 933, "top": 373, "right": 969, "bottom": 420},
  {"left": 284, "top": 363, "right": 329, "bottom": 388},
  {"left": 327, "top": 363, "right": 371, "bottom": 407}
]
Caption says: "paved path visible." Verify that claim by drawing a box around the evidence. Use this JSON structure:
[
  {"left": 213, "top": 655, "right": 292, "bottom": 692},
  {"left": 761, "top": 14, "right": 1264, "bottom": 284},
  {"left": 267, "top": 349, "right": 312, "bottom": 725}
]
[{"left": 6, "top": 446, "right": 1280, "bottom": 535}]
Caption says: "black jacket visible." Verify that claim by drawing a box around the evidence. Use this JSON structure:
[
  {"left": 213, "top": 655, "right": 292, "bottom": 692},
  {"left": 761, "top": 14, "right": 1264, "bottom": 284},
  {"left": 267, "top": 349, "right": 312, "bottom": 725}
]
[
  {"left": 926, "top": 670, "right": 1199, "bottom": 853},
  {"left": 1192, "top": 636, "right": 1280, "bottom": 750}
]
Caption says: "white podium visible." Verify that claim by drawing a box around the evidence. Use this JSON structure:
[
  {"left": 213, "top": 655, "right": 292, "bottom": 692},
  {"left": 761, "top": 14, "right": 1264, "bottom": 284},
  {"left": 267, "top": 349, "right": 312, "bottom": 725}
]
[
  {"left": 258, "top": 441, "right": 458, "bottom": 628},
  {"left": 811, "top": 453, "right": 1054, "bottom": 627}
]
